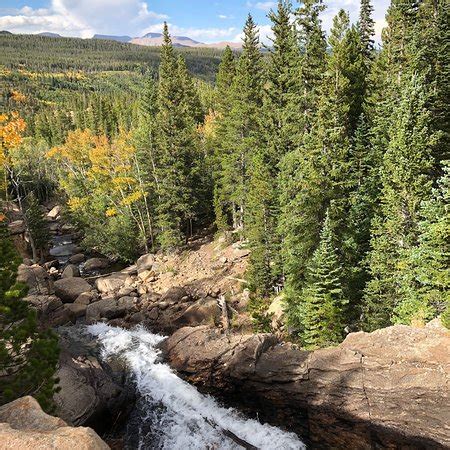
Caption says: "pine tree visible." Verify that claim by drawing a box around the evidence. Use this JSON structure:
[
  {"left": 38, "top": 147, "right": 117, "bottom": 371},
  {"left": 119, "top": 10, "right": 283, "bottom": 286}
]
[
  {"left": 279, "top": 1, "right": 328, "bottom": 321},
  {"left": 215, "top": 46, "right": 236, "bottom": 115},
  {"left": 358, "top": 0, "right": 375, "bottom": 61},
  {"left": 154, "top": 23, "right": 199, "bottom": 249},
  {"left": 281, "top": 9, "right": 368, "bottom": 330},
  {"left": 177, "top": 55, "right": 204, "bottom": 124},
  {"left": 394, "top": 161, "right": 449, "bottom": 325},
  {"left": 345, "top": 114, "right": 380, "bottom": 322},
  {"left": 177, "top": 54, "right": 211, "bottom": 226},
  {"left": 131, "top": 75, "right": 158, "bottom": 250},
  {"left": 342, "top": 25, "right": 367, "bottom": 135},
  {"left": 213, "top": 46, "right": 236, "bottom": 231},
  {"left": 246, "top": 1, "right": 301, "bottom": 294},
  {"left": 214, "top": 15, "right": 263, "bottom": 232},
  {"left": 364, "top": 76, "right": 437, "bottom": 330},
  {"left": 298, "top": 210, "right": 347, "bottom": 349},
  {"left": 0, "top": 216, "right": 59, "bottom": 410},
  {"left": 294, "top": 0, "right": 327, "bottom": 133},
  {"left": 411, "top": 0, "right": 450, "bottom": 173},
  {"left": 264, "top": 0, "right": 302, "bottom": 155},
  {"left": 382, "top": 0, "right": 420, "bottom": 85}
]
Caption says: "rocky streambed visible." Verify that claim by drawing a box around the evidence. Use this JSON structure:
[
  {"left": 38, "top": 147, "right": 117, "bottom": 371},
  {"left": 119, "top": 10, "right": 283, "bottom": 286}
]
[{"left": 7, "top": 204, "right": 450, "bottom": 449}]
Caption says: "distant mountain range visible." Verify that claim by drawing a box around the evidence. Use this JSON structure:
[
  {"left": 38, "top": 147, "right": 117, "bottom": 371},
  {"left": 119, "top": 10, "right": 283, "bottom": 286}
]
[
  {"left": 93, "top": 34, "right": 132, "bottom": 43},
  {"left": 94, "top": 32, "right": 242, "bottom": 49},
  {"left": 1, "top": 30, "right": 242, "bottom": 49},
  {"left": 38, "top": 32, "right": 62, "bottom": 37}
]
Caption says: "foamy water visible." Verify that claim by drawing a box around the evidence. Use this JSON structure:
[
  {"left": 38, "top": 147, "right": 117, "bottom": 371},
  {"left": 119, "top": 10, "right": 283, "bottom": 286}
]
[{"left": 88, "top": 323, "right": 305, "bottom": 450}]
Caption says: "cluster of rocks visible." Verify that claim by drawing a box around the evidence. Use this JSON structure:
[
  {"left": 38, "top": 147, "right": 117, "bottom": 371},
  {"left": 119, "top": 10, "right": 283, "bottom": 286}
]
[
  {"left": 19, "top": 244, "right": 229, "bottom": 338},
  {"left": 90, "top": 258, "right": 224, "bottom": 333}
]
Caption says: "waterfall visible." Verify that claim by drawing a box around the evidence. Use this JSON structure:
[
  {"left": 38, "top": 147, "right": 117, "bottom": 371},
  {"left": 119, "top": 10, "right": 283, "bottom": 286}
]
[{"left": 88, "top": 324, "right": 306, "bottom": 450}]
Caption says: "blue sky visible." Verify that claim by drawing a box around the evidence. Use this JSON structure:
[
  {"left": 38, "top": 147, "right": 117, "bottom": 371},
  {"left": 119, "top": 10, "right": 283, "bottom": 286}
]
[{"left": 0, "top": 1, "right": 390, "bottom": 44}]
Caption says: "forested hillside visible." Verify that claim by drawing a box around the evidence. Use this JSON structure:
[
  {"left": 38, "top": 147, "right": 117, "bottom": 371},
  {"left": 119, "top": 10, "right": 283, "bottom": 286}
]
[
  {"left": 0, "top": 33, "right": 222, "bottom": 79},
  {"left": 1, "top": 0, "right": 449, "bottom": 369}
]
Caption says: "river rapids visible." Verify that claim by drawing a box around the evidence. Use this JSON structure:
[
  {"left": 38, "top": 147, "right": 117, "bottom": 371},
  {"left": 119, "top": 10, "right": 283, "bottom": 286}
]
[{"left": 88, "top": 324, "right": 305, "bottom": 450}]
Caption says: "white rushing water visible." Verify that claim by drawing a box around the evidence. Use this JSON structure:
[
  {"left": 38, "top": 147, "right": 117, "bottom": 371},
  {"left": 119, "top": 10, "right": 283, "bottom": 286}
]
[{"left": 88, "top": 323, "right": 305, "bottom": 450}]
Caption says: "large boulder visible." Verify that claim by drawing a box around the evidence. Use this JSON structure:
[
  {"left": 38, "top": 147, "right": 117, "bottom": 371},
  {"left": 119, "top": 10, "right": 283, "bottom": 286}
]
[
  {"left": 47, "top": 205, "right": 62, "bottom": 219},
  {"left": 62, "top": 264, "right": 80, "bottom": 278},
  {"left": 69, "top": 253, "right": 86, "bottom": 264},
  {"left": 75, "top": 291, "right": 98, "bottom": 306},
  {"left": 85, "top": 296, "right": 136, "bottom": 324},
  {"left": 54, "top": 278, "right": 92, "bottom": 303},
  {"left": 66, "top": 303, "right": 87, "bottom": 318},
  {"left": 17, "top": 264, "right": 54, "bottom": 295},
  {"left": 95, "top": 272, "right": 128, "bottom": 294},
  {"left": 0, "top": 396, "right": 108, "bottom": 449},
  {"left": 265, "top": 294, "right": 286, "bottom": 331},
  {"left": 84, "top": 258, "right": 109, "bottom": 272},
  {"left": 173, "top": 297, "right": 221, "bottom": 328},
  {"left": 54, "top": 330, "right": 134, "bottom": 429},
  {"left": 163, "top": 325, "right": 450, "bottom": 449},
  {"left": 136, "top": 253, "right": 155, "bottom": 273},
  {"left": 24, "top": 294, "right": 62, "bottom": 316},
  {"left": 23, "top": 295, "right": 75, "bottom": 326},
  {"left": 161, "top": 286, "right": 189, "bottom": 304}
]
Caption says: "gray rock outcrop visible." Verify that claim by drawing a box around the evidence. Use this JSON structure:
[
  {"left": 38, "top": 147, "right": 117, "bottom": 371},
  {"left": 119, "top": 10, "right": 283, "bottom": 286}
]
[
  {"left": 163, "top": 324, "right": 450, "bottom": 449},
  {"left": 54, "top": 329, "right": 134, "bottom": 428}
]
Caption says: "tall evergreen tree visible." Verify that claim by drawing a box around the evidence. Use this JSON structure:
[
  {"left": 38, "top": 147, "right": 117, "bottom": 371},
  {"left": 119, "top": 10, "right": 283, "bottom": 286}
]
[
  {"left": 213, "top": 46, "right": 236, "bottom": 231},
  {"left": 279, "top": 0, "right": 328, "bottom": 323},
  {"left": 281, "top": 9, "right": 367, "bottom": 331},
  {"left": 298, "top": 210, "right": 347, "bottom": 349},
  {"left": 295, "top": 0, "right": 327, "bottom": 134},
  {"left": 133, "top": 75, "right": 159, "bottom": 250},
  {"left": 154, "top": 23, "right": 199, "bottom": 249},
  {"left": 246, "top": 1, "right": 301, "bottom": 294},
  {"left": 411, "top": 0, "right": 450, "bottom": 173},
  {"left": 215, "top": 15, "right": 263, "bottom": 232},
  {"left": 363, "top": 76, "right": 437, "bottom": 330},
  {"left": 215, "top": 46, "right": 236, "bottom": 115},
  {"left": 177, "top": 55, "right": 204, "bottom": 125},
  {"left": 345, "top": 114, "right": 380, "bottom": 322},
  {"left": 358, "top": 0, "right": 375, "bottom": 61},
  {"left": 394, "top": 161, "right": 449, "bottom": 325}
]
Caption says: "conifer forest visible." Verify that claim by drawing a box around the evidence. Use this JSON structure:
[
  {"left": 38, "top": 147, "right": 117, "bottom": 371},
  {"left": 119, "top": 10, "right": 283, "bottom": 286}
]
[{"left": 0, "top": 0, "right": 449, "bottom": 437}]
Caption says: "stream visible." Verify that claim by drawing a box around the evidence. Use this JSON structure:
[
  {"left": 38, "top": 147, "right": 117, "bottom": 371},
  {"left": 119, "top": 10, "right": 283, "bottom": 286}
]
[
  {"left": 87, "top": 323, "right": 306, "bottom": 450},
  {"left": 47, "top": 219, "right": 305, "bottom": 449}
]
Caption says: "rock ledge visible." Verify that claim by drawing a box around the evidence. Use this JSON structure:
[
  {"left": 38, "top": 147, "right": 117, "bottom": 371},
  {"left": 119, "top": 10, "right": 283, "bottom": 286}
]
[
  {"left": 0, "top": 396, "right": 108, "bottom": 449},
  {"left": 163, "top": 324, "right": 450, "bottom": 449}
]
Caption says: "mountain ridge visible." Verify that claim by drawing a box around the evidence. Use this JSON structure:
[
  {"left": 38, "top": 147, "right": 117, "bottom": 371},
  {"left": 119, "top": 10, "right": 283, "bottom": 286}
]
[{"left": 2, "top": 30, "right": 241, "bottom": 49}]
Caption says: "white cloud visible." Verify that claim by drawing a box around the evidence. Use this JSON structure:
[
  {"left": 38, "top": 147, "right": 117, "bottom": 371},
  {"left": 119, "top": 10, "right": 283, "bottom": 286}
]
[
  {"left": 0, "top": 5, "right": 93, "bottom": 38},
  {"left": 256, "top": 2, "right": 276, "bottom": 11},
  {"left": 137, "top": 2, "right": 168, "bottom": 21},
  {"left": 250, "top": 2, "right": 277, "bottom": 12},
  {"left": 374, "top": 18, "right": 387, "bottom": 45},
  {"left": 0, "top": 0, "right": 390, "bottom": 44},
  {"left": 0, "top": 0, "right": 167, "bottom": 38},
  {"left": 143, "top": 22, "right": 236, "bottom": 42}
]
